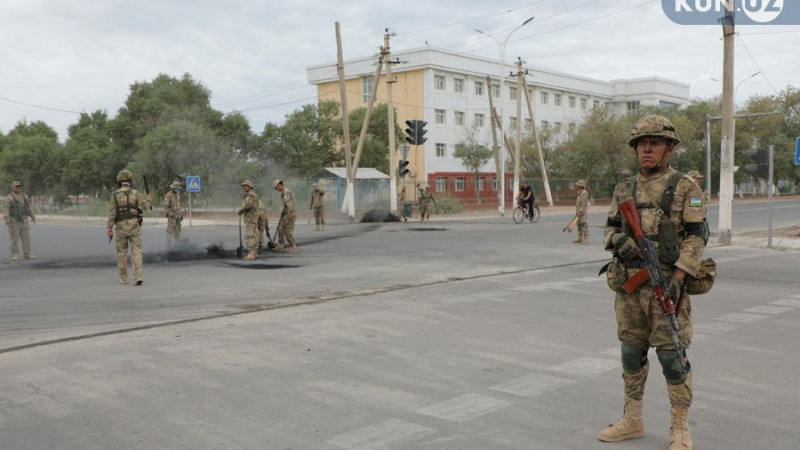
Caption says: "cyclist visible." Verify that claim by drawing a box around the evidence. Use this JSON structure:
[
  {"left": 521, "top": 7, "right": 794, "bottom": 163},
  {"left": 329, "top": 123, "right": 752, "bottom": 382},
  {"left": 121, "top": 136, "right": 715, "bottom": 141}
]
[{"left": 516, "top": 181, "right": 535, "bottom": 221}]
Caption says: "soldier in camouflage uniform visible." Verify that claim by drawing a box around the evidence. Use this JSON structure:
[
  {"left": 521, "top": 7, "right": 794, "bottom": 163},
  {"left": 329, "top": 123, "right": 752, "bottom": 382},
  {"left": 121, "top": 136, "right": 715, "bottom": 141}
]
[
  {"left": 237, "top": 180, "right": 260, "bottom": 260},
  {"left": 599, "top": 115, "right": 706, "bottom": 450},
  {"left": 419, "top": 185, "right": 436, "bottom": 222},
  {"left": 573, "top": 180, "right": 590, "bottom": 244},
  {"left": 309, "top": 183, "right": 325, "bottom": 231},
  {"left": 163, "top": 181, "right": 183, "bottom": 248},
  {"left": 106, "top": 170, "right": 152, "bottom": 285},
  {"left": 3, "top": 180, "right": 36, "bottom": 260},
  {"left": 273, "top": 179, "right": 297, "bottom": 253}
]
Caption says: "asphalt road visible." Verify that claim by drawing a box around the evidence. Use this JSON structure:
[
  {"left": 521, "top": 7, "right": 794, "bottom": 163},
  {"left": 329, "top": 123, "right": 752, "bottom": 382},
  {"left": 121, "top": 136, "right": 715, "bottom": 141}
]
[{"left": 1, "top": 200, "right": 799, "bottom": 449}]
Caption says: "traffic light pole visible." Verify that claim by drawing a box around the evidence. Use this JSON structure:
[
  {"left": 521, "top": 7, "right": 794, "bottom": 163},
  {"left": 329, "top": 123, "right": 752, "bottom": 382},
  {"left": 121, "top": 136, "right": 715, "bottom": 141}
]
[{"left": 383, "top": 30, "right": 398, "bottom": 215}]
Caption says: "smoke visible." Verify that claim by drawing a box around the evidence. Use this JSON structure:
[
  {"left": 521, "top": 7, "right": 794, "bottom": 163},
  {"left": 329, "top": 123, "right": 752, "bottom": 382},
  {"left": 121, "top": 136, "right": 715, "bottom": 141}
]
[{"left": 359, "top": 208, "right": 400, "bottom": 223}]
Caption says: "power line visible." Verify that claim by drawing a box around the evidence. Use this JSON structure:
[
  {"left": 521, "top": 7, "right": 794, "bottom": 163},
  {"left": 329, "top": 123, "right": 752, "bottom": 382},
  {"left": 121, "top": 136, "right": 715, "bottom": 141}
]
[{"left": 0, "top": 96, "right": 82, "bottom": 115}]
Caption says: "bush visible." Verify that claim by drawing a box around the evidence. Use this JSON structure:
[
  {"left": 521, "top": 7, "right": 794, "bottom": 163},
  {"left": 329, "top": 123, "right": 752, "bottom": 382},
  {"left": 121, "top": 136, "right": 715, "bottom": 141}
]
[{"left": 433, "top": 195, "right": 464, "bottom": 215}]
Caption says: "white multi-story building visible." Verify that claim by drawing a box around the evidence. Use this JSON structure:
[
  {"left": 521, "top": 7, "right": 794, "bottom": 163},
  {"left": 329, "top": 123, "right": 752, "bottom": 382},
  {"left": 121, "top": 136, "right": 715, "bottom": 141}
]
[{"left": 307, "top": 47, "right": 689, "bottom": 202}]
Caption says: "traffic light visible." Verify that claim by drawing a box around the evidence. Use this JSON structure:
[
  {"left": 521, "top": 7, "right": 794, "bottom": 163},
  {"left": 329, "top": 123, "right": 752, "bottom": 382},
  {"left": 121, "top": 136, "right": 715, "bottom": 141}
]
[
  {"left": 742, "top": 149, "right": 768, "bottom": 179},
  {"left": 414, "top": 120, "right": 427, "bottom": 145},
  {"left": 404, "top": 119, "right": 427, "bottom": 145},
  {"left": 398, "top": 159, "right": 410, "bottom": 178}
]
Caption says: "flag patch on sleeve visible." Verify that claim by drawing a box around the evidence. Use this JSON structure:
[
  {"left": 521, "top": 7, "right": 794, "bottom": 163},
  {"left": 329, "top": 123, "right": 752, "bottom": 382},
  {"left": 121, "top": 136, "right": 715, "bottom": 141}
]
[{"left": 690, "top": 197, "right": 702, "bottom": 207}]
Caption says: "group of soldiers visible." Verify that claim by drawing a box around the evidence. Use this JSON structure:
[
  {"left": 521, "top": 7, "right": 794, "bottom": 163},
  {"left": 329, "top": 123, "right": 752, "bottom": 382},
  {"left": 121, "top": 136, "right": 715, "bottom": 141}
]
[
  {"left": 237, "top": 178, "right": 307, "bottom": 260},
  {"left": 398, "top": 183, "right": 436, "bottom": 222},
  {"left": 6, "top": 115, "right": 707, "bottom": 448}
]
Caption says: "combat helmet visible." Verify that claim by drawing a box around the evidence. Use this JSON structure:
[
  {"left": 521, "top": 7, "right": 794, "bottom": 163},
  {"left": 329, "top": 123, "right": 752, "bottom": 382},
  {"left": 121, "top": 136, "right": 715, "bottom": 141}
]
[
  {"left": 575, "top": 179, "right": 587, "bottom": 188},
  {"left": 169, "top": 181, "right": 182, "bottom": 189},
  {"left": 629, "top": 114, "right": 681, "bottom": 148},
  {"left": 116, "top": 169, "right": 133, "bottom": 183}
]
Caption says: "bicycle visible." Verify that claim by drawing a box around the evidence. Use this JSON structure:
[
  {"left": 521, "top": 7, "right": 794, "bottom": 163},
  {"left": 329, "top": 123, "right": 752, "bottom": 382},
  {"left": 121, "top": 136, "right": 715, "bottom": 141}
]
[{"left": 513, "top": 201, "right": 540, "bottom": 224}]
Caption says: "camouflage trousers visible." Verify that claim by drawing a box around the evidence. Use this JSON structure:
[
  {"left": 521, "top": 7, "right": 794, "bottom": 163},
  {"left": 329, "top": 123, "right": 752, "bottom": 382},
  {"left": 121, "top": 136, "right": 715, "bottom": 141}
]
[
  {"left": 313, "top": 205, "right": 325, "bottom": 226},
  {"left": 244, "top": 220, "right": 259, "bottom": 251},
  {"left": 277, "top": 212, "right": 296, "bottom": 247},
  {"left": 257, "top": 211, "right": 269, "bottom": 248},
  {"left": 115, "top": 221, "right": 143, "bottom": 282},
  {"left": 166, "top": 217, "right": 181, "bottom": 248},
  {"left": 615, "top": 276, "right": 693, "bottom": 407},
  {"left": 420, "top": 202, "right": 433, "bottom": 221},
  {"left": 577, "top": 218, "right": 588, "bottom": 239},
  {"left": 7, "top": 218, "right": 32, "bottom": 258}
]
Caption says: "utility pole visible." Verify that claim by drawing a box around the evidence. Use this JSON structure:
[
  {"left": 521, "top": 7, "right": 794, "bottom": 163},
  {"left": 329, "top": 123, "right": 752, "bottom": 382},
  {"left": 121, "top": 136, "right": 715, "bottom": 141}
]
[
  {"left": 512, "top": 57, "right": 524, "bottom": 197},
  {"left": 718, "top": 8, "right": 735, "bottom": 244},
  {"left": 335, "top": 22, "right": 355, "bottom": 222},
  {"left": 522, "top": 76, "right": 553, "bottom": 207},
  {"left": 383, "top": 30, "right": 399, "bottom": 215},
  {"left": 486, "top": 75, "right": 501, "bottom": 206}
]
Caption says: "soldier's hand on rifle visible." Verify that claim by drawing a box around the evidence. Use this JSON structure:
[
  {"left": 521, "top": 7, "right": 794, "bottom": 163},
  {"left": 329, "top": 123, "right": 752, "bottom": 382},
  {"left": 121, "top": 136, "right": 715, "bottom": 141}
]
[
  {"left": 612, "top": 233, "right": 640, "bottom": 259},
  {"left": 668, "top": 270, "right": 686, "bottom": 300}
]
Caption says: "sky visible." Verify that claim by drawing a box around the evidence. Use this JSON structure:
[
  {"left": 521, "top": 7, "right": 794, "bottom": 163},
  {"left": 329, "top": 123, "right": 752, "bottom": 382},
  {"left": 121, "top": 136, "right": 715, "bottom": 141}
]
[{"left": 1, "top": 0, "right": 798, "bottom": 142}]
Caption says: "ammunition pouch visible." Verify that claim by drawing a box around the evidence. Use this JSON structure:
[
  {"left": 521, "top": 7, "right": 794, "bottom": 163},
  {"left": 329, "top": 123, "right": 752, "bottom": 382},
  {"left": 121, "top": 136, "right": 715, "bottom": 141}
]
[
  {"left": 685, "top": 257, "right": 716, "bottom": 295},
  {"left": 600, "top": 258, "right": 628, "bottom": 292},
  {"left": 137, "top": 208, "right": 144, "bottom": 226}
]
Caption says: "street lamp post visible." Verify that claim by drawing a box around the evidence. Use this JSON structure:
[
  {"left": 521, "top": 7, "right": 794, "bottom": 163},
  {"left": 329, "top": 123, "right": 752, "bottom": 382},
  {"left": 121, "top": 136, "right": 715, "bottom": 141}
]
[{"left": 475, "top": 16, "right": 534, "bottom": 216}]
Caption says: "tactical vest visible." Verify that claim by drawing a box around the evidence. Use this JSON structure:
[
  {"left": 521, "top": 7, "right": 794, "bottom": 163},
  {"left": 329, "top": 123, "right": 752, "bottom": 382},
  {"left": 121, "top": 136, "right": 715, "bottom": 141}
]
[
  {"left": 8, "top": 195, "right": 31, "bottom": 219},
  {"left": 621, "top": 172, "right": 684, "bottom": 265},
  {"left": 113, "top": 189, "right": 143, "bottom": 224}
]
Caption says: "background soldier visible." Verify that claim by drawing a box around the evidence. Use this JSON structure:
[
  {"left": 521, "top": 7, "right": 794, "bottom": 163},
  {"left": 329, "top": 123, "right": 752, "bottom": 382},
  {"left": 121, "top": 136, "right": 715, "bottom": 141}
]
[
  {"left": 274, "top": 179, "right": 297, "bottom": 253},
  {"left": 398, "top": 186, "right": 410, "bottom": 222},
  {"left": 237, "top": 180, "right": 260, "bottom": 260},
  {"left": 106, "top": 169, "right": 152, "bottom": 285},
  {"left": 599, "top": 115, "right": 706, "bottom": 450},
  {"left": 256, "top": 198, "right": 269, "bottom": 253},
  {"left": 309, "top": 183, "right": 325, "bottom": 231},
  {"left": 573, "top": 180, "right": 590, "bottom": 244},
  {"left": 419, "top": 185, "right": 436, "bottom": 222},
  {"left": 686, "top": 170, "right": 708, "bottom": 204},
  {"left": 163, "top": 181, "right": 183, "bottom": 248},
  {"left": 3, "top": 180, "right": 36, "bottom": 260}
]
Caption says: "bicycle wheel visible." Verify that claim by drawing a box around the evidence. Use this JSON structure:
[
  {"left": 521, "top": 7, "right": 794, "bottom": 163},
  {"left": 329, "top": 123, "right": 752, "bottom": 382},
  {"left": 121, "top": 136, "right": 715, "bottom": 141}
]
[
  {"left": 512, "top": 206, "right": 524, "bottom": 224},
  {"left": 529, "top": 205, "right": 540, "bottom": 224}
]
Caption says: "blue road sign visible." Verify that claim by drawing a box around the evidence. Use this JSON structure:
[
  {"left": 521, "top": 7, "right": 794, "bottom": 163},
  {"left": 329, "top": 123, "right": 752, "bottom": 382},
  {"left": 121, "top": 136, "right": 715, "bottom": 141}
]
[
  {"left": 795, "top": 137, "right": 800, "bottom": 165},
  {"left": 186, "top": 175, "right": 201, "bottom": 192}
]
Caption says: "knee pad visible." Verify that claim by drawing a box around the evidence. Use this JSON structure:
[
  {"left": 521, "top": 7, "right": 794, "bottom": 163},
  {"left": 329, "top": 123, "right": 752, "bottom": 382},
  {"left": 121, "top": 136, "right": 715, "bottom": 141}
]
[
  {"left": 657, "top": 350, "right": 690, "bottom": 384},
  {"left": 621, "top": 343, "right": 647, "bottom": 373}
]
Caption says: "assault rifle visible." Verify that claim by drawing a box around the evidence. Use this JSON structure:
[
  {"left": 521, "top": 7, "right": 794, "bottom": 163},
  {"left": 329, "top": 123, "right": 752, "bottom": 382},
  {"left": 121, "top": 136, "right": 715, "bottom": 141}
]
[
  {"left": 618, "top": 198, "right": 688, "bottom": 372},
  {"left": 142, "top": 175, "right": 152, "bottom": 210}
]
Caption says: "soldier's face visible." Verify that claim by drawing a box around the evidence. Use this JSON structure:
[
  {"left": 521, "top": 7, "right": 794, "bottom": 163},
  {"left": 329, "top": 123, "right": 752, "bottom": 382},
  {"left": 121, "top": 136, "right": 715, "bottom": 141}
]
[{"left": 635, "top": 137, "right": 672, "bottom": 171}]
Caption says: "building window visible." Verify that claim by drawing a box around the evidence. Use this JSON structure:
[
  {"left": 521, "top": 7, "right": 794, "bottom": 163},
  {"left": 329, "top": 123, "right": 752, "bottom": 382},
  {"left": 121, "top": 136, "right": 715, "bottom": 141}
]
[
  {"left": 435, "top": 143, "right": 446, "bottom": 157},
  {"left": 434, "top": 74, "right": 446, "bottom": 91},
  {"left": 492, "top": 178, "right": 498, "bottom": 191},
  {"left": 627, "top": 101, "right": 640, "bottom": 112},
  {"left": 510, "top": 116, "right": 517, "bottom": 130},
  {"left": 492, "top": 83, "right": 500, "bottom": 98},
  {"left": 454, "top": 111, "right": 465, "bottom": 126},
  {"left": 525, "top": 118, "right": 532, "bottom": 132},
  {"left": 474, "top": 113, "right": 485, "bottom": 128},
  {"left": 455, "top": 177, "right": 466, "bottom": 192},
  {"left": 435, "top": 109, "right": 446, "bottom": 124},
  {"left": 435, "top": 177, "right": 446, "bottom": 192},
  {"left": 593, "top": 100, "right": 600, "bottom": 109},
  {"left": 554, "top": 122, "right": 562, "bottom": 134},
  {"left": 477, "top": 177, "right": 485, "bottom": 192},
  {"left": 568, "top": 123, "right": 576, "bottom": 135},
  {"left": 454, "top": 77, "right": 464, "bottom": 93},
  {"left": 554, "top": 94, "right": 562, "bottom": 106},
  {"left": 509, "top": 86, "right": 517, "bottom": 100},
  {"left": 542, "top": 120, "right": 549, "bottom": 128},
  {"left": 541, "top": 91, "right": 549, "bottom": 104},
  {"left": 474, "top": 80, "right": 484, "bottom": 96},
  {"left": 569, "top": 96, "right": 576, "bottom": 108},
  {"left": 580, "top": 98, "right": 587, "bottom": 110},
  {"left": 362, "top": 76, "right": 374, "bottom": 103}
]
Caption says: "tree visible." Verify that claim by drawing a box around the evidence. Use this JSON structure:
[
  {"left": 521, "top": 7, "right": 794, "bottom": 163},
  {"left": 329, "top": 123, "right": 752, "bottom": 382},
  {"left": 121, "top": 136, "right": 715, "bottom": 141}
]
[
  {"left": 61, "top": 111, "right": 118, "bottom": 196},
  {"left": 453, "top": 125, "right": 494, "bottom": 204},
  {"left": 0, "top": 120, "right": 62, "bottom": 200},
  {"left": 346, "top": 103, "right": 402, "bottom": 174}
]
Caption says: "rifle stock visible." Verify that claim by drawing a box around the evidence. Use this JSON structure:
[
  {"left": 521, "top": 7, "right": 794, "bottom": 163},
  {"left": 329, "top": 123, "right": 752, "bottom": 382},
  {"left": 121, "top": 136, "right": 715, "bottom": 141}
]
[{"left": 618, "top": 198, "right": 687, "bottom": 370}]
